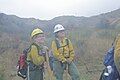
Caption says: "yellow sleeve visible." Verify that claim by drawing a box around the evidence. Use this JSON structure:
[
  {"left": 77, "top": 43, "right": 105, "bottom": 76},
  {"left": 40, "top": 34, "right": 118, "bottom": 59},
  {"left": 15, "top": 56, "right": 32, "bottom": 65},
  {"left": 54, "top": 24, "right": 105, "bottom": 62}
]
[
  {"left": 68, "top": 39, "right": 75, "bottom": 61},
  {"left": 115, "top": 35, "right": 120, "bottom": 60},
  {"left": 51, "top": 41, "right": 67, "bottom": 62},
  {"left": 27, "top": 45, "right": 45, "bottom": 66},
  {"left": 45, "top": 50, "right": 53, "bottom": 78}
]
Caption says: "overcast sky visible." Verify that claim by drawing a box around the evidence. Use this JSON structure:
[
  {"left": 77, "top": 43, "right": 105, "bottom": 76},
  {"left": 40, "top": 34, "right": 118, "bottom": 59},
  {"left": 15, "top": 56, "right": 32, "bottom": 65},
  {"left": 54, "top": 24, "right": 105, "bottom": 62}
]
[{"left": 0, "top": 0, "right": 120, "bottom": 20}]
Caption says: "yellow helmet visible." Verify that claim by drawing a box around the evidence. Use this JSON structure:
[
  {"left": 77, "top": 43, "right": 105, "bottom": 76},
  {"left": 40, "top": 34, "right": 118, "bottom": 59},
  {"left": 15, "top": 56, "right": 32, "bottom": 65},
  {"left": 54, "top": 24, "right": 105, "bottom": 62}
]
[{"left": 31, "top": 28, "right": 43, "bottom": 38}]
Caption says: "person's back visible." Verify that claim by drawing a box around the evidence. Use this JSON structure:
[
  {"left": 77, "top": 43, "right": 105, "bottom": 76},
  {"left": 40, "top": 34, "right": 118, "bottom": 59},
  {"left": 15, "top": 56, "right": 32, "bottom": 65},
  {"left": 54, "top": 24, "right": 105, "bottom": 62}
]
[
  {"left": 100, "top": 35, "right": 120, "bottom": 80},
  {"left": 103, "top": 47, "right": 119, "bottom": 80}
]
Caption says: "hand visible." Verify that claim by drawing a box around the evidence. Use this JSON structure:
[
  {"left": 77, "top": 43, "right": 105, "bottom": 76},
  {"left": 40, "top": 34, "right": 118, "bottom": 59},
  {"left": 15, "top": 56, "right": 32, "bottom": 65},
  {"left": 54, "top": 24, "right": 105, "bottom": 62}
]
[
  {"left": 61, "top": 58, "right": 67, "bottom": 63},
  {"left": 67, "top": 58, "right": 73, "bottom": 64},
  {"left": 16, "top": 65, "right": 19, "bottom": 70},
  {"left": 104, "top": 72, "right": 109, "bottom": 76},
  {"left": 107, "top": 65, "right": 112, "bottom": 74}
]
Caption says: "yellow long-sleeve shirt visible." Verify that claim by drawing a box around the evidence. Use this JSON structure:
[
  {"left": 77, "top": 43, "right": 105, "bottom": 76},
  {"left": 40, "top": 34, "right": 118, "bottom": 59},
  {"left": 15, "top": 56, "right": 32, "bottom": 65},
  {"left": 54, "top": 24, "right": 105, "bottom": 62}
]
[
  {"left": 51, "top": 38, "right": 75, "bottom": 62},
  {"left": 27, "top": 44, "right": 45, "bottom": 66}
]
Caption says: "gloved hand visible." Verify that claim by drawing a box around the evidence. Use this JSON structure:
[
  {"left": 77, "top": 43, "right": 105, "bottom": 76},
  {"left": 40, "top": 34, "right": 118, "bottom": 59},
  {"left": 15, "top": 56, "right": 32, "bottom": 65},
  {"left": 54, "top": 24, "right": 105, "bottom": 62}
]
[
  {"left": 104, "top": 72, "right": 109, "bottom": 76},
  {"left": 16, "top": 65, "right": 19, "bottom": 70},
  {"left": 61, "top": 59, "right": 67, "bottom": 63},
  {"left": 107, "top": 65, "right": 112, "bottom": 74},
  {"left": 67, "top": 58, "right": 73, "bottom": 64}
]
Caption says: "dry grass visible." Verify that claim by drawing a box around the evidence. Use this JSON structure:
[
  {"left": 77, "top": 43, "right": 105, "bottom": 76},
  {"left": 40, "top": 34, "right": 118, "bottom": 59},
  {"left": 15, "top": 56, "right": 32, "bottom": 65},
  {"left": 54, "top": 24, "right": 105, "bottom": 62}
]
[{"left": 0, "top": 28, "right": 119, "bottom": 80}]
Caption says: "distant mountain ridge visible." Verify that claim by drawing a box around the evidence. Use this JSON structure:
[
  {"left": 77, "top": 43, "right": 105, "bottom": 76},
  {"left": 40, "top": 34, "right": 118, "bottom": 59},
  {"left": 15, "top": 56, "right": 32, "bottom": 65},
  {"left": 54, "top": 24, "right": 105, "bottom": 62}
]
[
  {"left": 1, "top": 8, "right": 120, "bottom": 80},
  {"left": 0, "top": 8, "right": 120, "bottom": 39}
]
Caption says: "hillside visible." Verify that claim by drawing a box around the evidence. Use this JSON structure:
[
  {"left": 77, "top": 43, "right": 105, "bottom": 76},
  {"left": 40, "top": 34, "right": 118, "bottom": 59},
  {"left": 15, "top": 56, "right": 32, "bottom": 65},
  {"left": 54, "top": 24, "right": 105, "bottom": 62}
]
[
  {"left": 0, "top": 8, "right": 120, "bottom": 36},
  {"left": 0, "top": 8, "right": 120, "bottom": 80}
]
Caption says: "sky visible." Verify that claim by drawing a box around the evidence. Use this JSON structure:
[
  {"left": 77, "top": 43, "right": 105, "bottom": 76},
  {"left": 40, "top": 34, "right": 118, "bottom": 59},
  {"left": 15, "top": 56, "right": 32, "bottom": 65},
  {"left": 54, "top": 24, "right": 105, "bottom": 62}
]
[{"left": 0, "top": 0, "right": 120, "bottom": 20}]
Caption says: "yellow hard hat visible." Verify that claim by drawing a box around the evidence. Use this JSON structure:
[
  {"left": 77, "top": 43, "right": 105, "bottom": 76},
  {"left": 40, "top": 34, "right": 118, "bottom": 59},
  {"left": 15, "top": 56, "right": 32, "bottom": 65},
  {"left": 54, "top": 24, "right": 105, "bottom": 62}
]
[{"left": 31, "top": 28, "right": 43, "bottom": 38}]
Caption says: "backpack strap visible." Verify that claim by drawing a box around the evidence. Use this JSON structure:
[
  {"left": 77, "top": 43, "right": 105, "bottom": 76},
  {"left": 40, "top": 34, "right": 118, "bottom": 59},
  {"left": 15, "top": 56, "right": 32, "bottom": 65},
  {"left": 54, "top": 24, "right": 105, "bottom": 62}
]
[
  {"left": 31, "top": 43, "right": 39, "bottom": 53},
  {"left": 23, "top": 47, "right": 31, "bottom": 59},
  {"left": 55, "top": 39, "right": 61, "bottom": 49},
  {"left": 55, "top": 38, "right": 70, "bottom": 58},
  {"left": 55, "top": 38, "right": 69, "bottom": 50},
  {"left": 66, "top": 38, "right": 69, "bottom": 46},
  {"left": 31, "top": 43, "right": 46, "bottom": 61}
]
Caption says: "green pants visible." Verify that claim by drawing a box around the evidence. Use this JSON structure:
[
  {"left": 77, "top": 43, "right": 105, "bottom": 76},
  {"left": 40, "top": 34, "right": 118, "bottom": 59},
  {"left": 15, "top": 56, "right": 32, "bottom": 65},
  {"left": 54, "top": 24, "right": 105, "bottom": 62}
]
[
  {"left": 27, "top": 62, "right": 44, "bottom": 80},
  {"left": 28, "top": 68, "right": 43, "bottom": 80},
  {"left": 53, "top": 60, "right": 80, "bottom": 80}
]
